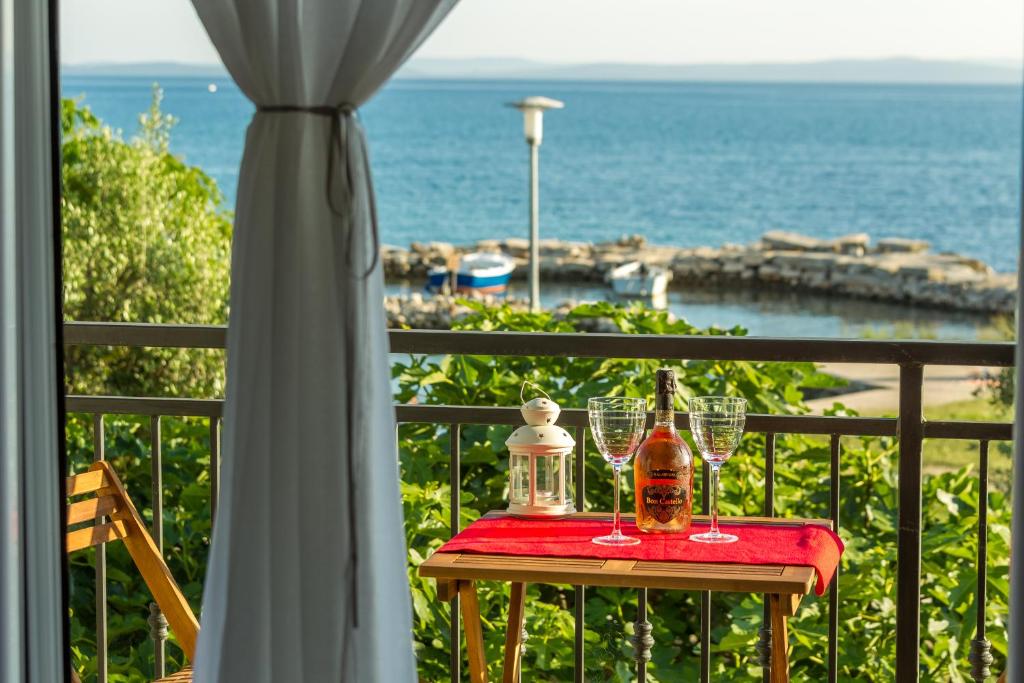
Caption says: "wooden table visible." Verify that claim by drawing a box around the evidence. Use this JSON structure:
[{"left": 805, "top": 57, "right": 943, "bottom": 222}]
[{"left": 419, "top": 512, "right": 831, "bottom": 683}]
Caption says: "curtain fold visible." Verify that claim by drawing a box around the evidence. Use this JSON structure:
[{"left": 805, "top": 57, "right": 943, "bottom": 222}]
[{"left": 189, "top": 2, "right": 457, "bottom": 680}]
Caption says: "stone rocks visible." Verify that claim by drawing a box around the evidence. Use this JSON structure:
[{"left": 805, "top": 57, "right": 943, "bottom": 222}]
[
  {"left": 762, "top": 231, "right": 827, "bottom": 252},
  {"left": 380, "top": 231, "right": 1016, "bottom": 319},
  {"left": 762, "top": 230, "right": 870, "bottom": 255},
  {"left": 617, "top": 234, "right": 648, "bottom": 248},
  {"left": 831, "top": 233, "right": 870, "bottom": 256},
  {"left": 410, "top": 241, "right": 455, "bottom": 259},
  {"left": 877, "top": 237, "right": 930, "bottom": 254},
  {"left": 384, "top": 293, "right": 515, "bottom": 329},
  {"left": 382, "top": 294, "right": 663, "bottom": 331}
]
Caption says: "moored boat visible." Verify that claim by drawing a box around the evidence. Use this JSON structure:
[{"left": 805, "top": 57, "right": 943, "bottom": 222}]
[
  {"left": 426, "top": 252, "right": 516, "bottom": 295},
  {"left": 607, "top": 260, "right": 672, "bottom": 298}
]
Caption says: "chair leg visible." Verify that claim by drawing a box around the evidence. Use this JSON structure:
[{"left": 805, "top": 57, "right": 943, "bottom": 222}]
[
  {"left": 459, "top": 581, "right": 489, "bottom": 683},
  {"left": 503, "top": 583, "right": 527, "bottom": 683},
  {"left": 769, "top": 594, "right": 790, "bottom": 683}
]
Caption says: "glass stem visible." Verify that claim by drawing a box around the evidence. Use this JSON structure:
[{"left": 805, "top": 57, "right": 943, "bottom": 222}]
[
  {"left": 612, "top": 464, "right": 622, "bottom": 537},
  {"left": 710, "top": 464, "right": 721, "bottom": 535}
]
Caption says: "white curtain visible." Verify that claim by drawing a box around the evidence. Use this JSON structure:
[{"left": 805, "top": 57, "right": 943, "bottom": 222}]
[{"left": 189, "top": 2, "right": 457, "bottom": 681}]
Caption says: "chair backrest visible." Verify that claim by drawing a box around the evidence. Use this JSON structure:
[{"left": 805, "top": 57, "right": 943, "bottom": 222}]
[{"left": 66, "top": 461, "right": 200, "bottom": 661}]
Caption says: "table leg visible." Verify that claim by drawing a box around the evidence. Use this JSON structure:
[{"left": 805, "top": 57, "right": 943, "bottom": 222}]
[
  {"left": 769, "top": 594, "right": 790, "bottom": 683},
  {"left": 436, "top": 579, "right": 459, "bottom": 603},
  {"left": 503, "top": 582, "right": 527, "bottom": 683},
  {"left": 459, "top": 581, "right": 489, "bottom": 683}
]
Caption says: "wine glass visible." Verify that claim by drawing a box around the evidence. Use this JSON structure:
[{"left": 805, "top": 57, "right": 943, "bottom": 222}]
[
  {"left": 688, "top": 396, "right": 747, "bottom": 544},
  {"left": 588, "top": 396, "right": 647, "bottom": 546}
]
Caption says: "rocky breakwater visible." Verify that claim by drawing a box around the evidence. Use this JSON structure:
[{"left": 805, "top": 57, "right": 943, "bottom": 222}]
[
  {"left": 383, "top": 293, "right": 624, "bottom": 331},
  {"left": 383, "top": 293, "right": 502, "bottom": 329},
  {"left": 383, "top": 231, "right": 1015, "bottom": 314}
]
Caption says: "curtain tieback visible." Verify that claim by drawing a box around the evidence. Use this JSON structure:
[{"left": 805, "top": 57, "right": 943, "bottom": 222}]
[{"left": 256, "top": 103, "right": 379, "bottom": 279}]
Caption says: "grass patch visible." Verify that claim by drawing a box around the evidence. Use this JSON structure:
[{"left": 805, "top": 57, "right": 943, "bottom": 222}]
[{"left": 923, "top": 396, "right": 1013, "bottom": 483}]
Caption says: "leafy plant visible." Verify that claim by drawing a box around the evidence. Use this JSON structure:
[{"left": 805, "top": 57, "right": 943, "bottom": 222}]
[
  {"left": 975, "top": 314, "right": 1015, "bottom": 409},
  {"left": 61, "top": 90, "right": 230, "bottom": 398}
]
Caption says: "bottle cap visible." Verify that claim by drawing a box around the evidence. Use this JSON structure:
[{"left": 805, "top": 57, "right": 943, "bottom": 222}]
[
  {"left": 656, "top": 368, "right": 676, "bottom": 395},
  {"left": 655, "top": 369, "right": 676, "bottom": 412}
]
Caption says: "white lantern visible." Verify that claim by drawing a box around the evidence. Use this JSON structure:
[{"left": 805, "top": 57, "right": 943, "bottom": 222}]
[{"left": 506, "top": 384, "right": 575, "bottom": 518}]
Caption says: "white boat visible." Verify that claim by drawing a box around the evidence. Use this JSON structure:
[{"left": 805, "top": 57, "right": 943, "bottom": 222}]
[
  {"left": 607, "top": 261, "right": 672, "bottom": 298},
  {"left": 426, "top": 252, "right": 516, "bottom": 296}
]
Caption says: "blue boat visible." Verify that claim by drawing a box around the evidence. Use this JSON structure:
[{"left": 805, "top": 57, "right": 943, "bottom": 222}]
[{"left": 426, "top": 252, "right": 516, "bottom": 295}]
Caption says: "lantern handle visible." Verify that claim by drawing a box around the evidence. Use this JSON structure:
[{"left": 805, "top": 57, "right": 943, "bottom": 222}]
[{"left": 520, "top": 380, "right": 551, "bottom": 404}]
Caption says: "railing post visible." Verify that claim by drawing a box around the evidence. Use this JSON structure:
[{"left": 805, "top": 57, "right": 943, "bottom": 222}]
[
  {"left": 150, "top": 416, "right": 166, "bottom": 678},
  {"left": 148, "top": 602, "right": 168, "bottom": 674},
  {"left": 574, "top": 426, "right": 586, "bottom": 683},
  {"left": 209, "top": 416, "right": 220, "bottom": 519},
  {"left": 828, "top": 435, "right": 841, "bottom": 683},
  {"left": 520, "top": 624, "right": 529, "bottom": 682},
  {"left": 449, "top": 424, "right": 461, "bottom": 683},
  {"left": 759, "top": 433, "right": 775, "bottom": 682},
  {"left": 92, "top": 413, "right": 108, "bottom": 683},
  {"left": 633, "top": 588, "right": 653, "bottom": 680},
  {"left": 969, "top": 440, "right": 992, "bottom": 682},
  {"left": 700, "top": 463, "right": 711, "bottom": 683},
  {"left": 897, "top": 363, "right": 924, "bottom": 682}
]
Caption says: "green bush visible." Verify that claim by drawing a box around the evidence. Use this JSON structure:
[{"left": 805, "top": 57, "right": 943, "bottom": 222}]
[
  {"left": 976, "top": 315, "right": 1015, "bottom": 409},
  {"left": 61, "top": 90, "right": 230, "bottom": 398}
]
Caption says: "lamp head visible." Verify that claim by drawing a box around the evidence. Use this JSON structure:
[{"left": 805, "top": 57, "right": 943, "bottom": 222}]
[{"left": 506, "top": 96, "right": 565, "bottom": 146}]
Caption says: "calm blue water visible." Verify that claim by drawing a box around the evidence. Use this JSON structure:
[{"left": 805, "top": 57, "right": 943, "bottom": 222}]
[
  {"left": 62, "top": 76, "right": 1022, "bottom": 272},
  {"left": 60, "top": 75, "right": 1022, "bottom": 338}
]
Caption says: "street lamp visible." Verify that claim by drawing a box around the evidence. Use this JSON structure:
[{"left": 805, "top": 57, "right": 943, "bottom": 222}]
[{"left": 507, "top": 96, "right": 564, "bottom": 312}]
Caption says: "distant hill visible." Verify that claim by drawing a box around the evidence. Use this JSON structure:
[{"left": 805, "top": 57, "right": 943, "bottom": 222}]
[
  {"left": 400, "top": 57, "right": 551, "bottom": 79},
  {"left": 62, "top": 62, "right": 229, "bottom": 78},
  {"left": 62, "top": 56, "right": 1022, "bottom": 84},
  {"left": 398, "top": 56, "right": 1022, "bottom": 85}
]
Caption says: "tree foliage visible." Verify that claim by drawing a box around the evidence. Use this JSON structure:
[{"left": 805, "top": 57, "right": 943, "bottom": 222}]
[{"left": 61, "top": 89, "right": 230, "bottom": 397}]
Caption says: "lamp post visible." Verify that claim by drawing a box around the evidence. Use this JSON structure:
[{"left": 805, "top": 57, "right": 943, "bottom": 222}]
[{"left": 507, "top": 96, "right": 564, "bottom": 312}]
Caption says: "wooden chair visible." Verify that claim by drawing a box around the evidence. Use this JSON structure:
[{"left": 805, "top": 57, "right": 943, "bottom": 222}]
[{"left": 66, "top": 461, "right": 198, "bottom": 682}]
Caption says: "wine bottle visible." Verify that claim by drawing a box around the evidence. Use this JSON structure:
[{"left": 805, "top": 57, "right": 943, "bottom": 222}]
[{"left": 634, "top": 369, "right": 694, "bottom": 533}]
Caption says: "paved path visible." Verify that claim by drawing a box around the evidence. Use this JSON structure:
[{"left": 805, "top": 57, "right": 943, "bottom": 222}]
[{"left": 805, "top": 363, "right": 992, "bottom": 416}]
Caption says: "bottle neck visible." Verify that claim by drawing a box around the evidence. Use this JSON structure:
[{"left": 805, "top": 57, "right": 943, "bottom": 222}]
[{"left": 654, "top": 393, "right": 674, "bottom": 428}]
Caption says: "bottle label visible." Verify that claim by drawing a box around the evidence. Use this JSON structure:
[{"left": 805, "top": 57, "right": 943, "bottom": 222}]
[{"left": 642, "top": 469, "right": 688, "bottom": 523}]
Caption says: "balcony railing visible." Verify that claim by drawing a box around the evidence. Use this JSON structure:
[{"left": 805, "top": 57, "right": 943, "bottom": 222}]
[{"left": 62, "top": 321, "right": 1015, "bottom": 682}]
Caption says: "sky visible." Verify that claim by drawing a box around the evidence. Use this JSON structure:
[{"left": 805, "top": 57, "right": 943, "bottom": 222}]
[{"left": 61, "top": 0, "right": 1024, "bottom": 66}]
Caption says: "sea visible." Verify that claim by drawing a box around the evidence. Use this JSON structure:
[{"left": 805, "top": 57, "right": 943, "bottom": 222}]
[{"left": 61, "top": 75, "right": 1023, "bottom": 339}]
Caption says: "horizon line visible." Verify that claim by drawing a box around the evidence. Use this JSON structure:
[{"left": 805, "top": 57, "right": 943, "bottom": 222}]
[{"left": 60, "top": 54, "right": 1023, "bottom": 68}]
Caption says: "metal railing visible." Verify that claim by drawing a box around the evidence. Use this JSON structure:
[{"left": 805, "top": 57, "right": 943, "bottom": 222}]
[{"left": 62, "top": 321, "right": 1015, "bottom": 682}]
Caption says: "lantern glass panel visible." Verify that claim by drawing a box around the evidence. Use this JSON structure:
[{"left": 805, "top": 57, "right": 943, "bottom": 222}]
[
  {"left": 565, "top": 451, "right": 574, "bottom": 507},
  {"left": 509, "top": 452, "right": 531, "bottom": 505},
  {"left": 534, "top": 453, "right": 561, "bottom": 505}
]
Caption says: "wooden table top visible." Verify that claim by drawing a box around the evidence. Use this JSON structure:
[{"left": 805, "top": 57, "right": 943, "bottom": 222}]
[{"left": 419, "top": 512, "right": 828, "bottom": 598}]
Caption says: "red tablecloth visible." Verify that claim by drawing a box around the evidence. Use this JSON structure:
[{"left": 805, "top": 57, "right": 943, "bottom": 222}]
[{"left": 439, "top": 516, "right": 843, "bottom": 595}]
